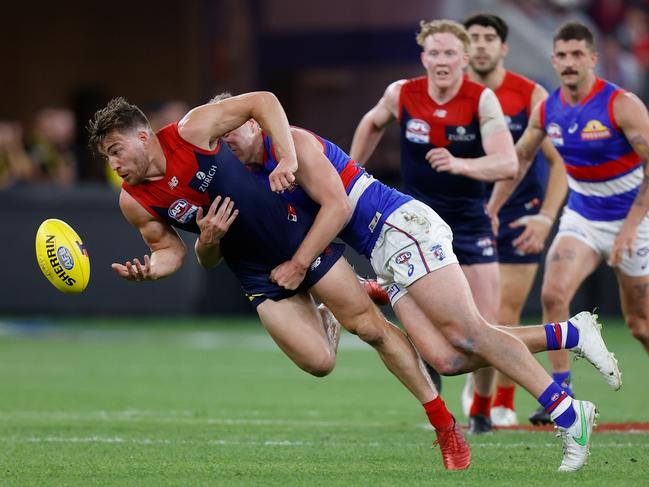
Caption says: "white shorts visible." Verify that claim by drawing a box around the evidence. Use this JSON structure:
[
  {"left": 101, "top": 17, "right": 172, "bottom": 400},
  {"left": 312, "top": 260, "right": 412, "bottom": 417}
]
[
  {"left": 370, "top": 200, "right": 459, "bottom": 305},
  {"left": 557, "top": 207, "right": 649, "bottom": 277}
]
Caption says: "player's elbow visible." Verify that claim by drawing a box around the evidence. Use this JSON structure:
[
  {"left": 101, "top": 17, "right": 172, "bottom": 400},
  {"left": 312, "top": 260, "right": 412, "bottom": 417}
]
[{"left": 502, "top": 152, "right": 518, "bottom": 179}]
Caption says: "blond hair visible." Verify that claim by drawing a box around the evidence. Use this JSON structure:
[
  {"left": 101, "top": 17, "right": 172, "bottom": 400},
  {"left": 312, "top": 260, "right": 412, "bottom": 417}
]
[{"left": 416, "top": 19, "right": 471, "bottom": 51}]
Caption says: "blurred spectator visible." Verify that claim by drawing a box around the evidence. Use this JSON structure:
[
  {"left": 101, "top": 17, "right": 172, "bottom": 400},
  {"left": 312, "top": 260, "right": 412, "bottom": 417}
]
[
  {"left": 588, "top": 0, "right": 628, "bottom": 35},
  {"left": 145, "top": 99, "right": 189, "bottom": 131},
  {"left": 600, "top": 33, "right": 643, "bottom": 93},
  {"left": 27, "top": 108, "right": 79, "bottom": 186},
  {"left": 0, "top": 121, "right": 33, "bottom": 188}
]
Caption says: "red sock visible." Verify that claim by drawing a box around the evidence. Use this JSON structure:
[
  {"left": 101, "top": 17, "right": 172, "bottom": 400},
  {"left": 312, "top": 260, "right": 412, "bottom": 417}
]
[
  {"left": 469, "top": 392, "right": 492, "bottom": 417},
  {"left": 492, "top": 385, "right": 516, "bottom": 410},
  {"left": 423, "top": 396, "right": 455, "bottom": 431}
]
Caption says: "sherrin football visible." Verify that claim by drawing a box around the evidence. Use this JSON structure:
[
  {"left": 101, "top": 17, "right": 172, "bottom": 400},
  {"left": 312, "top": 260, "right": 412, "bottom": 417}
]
[{"left": 35, "top": 219, "right": 90, "bottom": 293}]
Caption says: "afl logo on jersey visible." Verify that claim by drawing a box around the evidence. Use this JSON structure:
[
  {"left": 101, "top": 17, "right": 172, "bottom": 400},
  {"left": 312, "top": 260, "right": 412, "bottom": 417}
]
[
  {"left": 405, "top": 119, "right": 430, "bottom": 144},
  {"left": 547, "top": 123, "right": 564, "bottom": 146},
  {"left": 168, "top": 198, "right": 199, "bottom": 224}
]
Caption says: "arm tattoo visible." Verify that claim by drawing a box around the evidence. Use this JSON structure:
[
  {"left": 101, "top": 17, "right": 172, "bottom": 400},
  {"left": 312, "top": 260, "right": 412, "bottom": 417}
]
[{"left": 629, "top": 135, "right": 649, "bottom": 207}]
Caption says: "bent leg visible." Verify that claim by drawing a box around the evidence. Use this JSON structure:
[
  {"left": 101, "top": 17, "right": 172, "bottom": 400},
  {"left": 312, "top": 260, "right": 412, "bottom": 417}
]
[
  {"left": 257, "top": 293, "right": 337, "bottom": 377},
  {"left": 405, "top": 263, "right": 555, "bottom": 398},
  {"left": 616, "top": 270, "right": 649, "bottom": 354},
  {"left": 541, "top": 235, "right": 601, "bottom": 382},
  {"left": 310, "top": 258, "right": 438, "bottom": 403}
]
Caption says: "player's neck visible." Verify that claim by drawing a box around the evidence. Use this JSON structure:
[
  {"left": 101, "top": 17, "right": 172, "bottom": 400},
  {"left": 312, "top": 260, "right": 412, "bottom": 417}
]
[
  {"left": 146, "top": 138, "right": 167, "bottom": 180},
  {"left": 468, "top": 65, "right": 506, "bottom": 91},
  {"left": 561, "top": 72, "right": 597, "bottom": 105},
  {"left": 427, "top": 77, "right": 463, "bottom": 105}
]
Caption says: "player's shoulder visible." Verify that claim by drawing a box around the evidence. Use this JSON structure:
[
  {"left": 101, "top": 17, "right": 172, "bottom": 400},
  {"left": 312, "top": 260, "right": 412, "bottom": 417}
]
[
  {"left": 503, "top": 70, "right": 536, "bottom": 90},
  {"left": 399, "top": 76, "right": 427, "bottom": 94}
]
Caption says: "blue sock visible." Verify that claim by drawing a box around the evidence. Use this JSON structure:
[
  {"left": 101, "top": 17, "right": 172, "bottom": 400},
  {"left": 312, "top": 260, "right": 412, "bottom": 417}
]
[
  {"left": 538, "top": 382, "right": 576, "bottom": 428},
  {"left": 544, "top": 321, "right": 579, "bottom": 350},
  {"left": 553, "top": 371, "right": 574, "bottom": 397}
]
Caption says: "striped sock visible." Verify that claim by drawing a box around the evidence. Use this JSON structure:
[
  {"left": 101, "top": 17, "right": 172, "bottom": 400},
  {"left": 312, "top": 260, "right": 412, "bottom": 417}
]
[
  {"left": 544, "top": 321, "right": 580, "bottom": 350},
  {"left": 537, "top": 382, "right": 576, "bottom": 428}
]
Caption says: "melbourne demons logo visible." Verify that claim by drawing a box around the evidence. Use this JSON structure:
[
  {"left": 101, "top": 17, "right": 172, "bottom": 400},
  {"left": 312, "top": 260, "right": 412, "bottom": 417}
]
[
  {"left": 168, "top": 198, "right": 199, "bottom": 224},
  {"left": 405, "top": 119, "right": 430, "bottom": 144}
]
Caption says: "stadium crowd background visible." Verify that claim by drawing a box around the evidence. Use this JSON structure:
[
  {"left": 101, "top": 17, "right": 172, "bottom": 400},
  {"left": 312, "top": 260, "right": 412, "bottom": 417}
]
[{"left": 2, "top": 0, "right": 646, "bottom": 315}]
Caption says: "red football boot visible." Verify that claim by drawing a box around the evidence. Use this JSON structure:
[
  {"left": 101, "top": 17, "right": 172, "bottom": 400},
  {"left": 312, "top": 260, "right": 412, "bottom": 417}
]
[
  {"left": 357, "top": 276, "right": 390, "bottom": 306},
  {"left": 433, "top": 419, "right": 472, "bottom": 470}
]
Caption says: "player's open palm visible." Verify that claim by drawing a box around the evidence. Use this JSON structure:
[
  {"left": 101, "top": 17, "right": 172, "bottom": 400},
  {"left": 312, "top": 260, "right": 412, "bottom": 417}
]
[
  {"left": 196, "top": 196, "right": 239, "bottom": 246},
  {"left": 112, "top": 255, "right": 154, "bottom": 282}
]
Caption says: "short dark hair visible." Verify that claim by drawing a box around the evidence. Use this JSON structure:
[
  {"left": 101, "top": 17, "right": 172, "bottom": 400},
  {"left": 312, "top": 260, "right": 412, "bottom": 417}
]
[
  {"left": 209, "top": 91, "right": 233, "bottom": 103},
  {"left": 463, "top": 13, "right": 508, "bottom": 42},
  {"left": 553, "top": 21, "right": 594, "bottom": 49},
  {"left": 87, "top": 97, "right": 150, "bottom": 152}
]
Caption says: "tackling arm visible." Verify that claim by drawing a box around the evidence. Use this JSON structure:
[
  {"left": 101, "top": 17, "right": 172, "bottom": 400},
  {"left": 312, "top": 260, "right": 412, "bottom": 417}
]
[{"left": 269, "top": 129, "right": 353, "bottom": 290}]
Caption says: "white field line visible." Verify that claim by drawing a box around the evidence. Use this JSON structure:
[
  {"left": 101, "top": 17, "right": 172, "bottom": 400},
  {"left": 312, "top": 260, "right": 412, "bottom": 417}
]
[{"left": 0, "top": 436, "right": 647, "bottom": 449}]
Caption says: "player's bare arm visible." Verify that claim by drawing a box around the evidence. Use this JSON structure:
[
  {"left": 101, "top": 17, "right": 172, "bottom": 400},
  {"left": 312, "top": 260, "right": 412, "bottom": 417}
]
[
  {"left": 113, "top": 190, "right": 187, "bottom": 281},
  {"left": 609, "top": 92, "right": 649, "bottom": 265},
  {"left": 178, "top": 91, "right": 298, "bottom": 192},
  {"left": 428, "top": 89, "right": 516, "bottom": 180},
  {"left": 487, "top": 100, "right": 547, "bottom": 219},
  {"left": 511, "top": 84, "right": 568, "bottom": 254},
  {"left": 194, "top": 196, "right": 239, "bottom": 268},
  {"left": 270, "top": 128, "right": 353, "bottom": 290},
  {"left": 350, "top": 80, "right": 404, "bottom": 165}
]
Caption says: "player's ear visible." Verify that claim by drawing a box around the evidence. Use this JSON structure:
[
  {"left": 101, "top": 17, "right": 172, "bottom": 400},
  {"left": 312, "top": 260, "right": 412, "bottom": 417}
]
[{"left": 501, "top": 42, "right": 509, "bottom": 58}]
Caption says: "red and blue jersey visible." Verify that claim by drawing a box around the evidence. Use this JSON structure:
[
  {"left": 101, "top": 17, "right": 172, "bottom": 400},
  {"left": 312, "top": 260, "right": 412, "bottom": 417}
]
[
  {"left": 492, "top": 71, "right": 548, "bottom": 208},
  {"left": 122, "top": 123, "right": 319, "bottom": 275},
  {"left": 398, "top": 76, "right": 489, "bottom": 232},
  {"left": 542, "top": 78, "right": 640, "bottom": 221},
  {"left": 256, "top": 130, "right": 412, "bottom": 258}
]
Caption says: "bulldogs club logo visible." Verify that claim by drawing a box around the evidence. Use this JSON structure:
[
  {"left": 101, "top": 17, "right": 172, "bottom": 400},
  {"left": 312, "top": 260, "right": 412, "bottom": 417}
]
[
  {"left": 547, "top": 123, "right": 564, "bottom": 146},
  {"left": 430, "top": 244, "right": 445, "bottom": 261}
]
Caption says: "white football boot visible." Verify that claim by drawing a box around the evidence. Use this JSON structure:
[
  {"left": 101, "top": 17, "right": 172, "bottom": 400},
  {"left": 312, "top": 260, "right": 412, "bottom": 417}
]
[
  {"left": 568, "top": 311, "right": 621, "bottom": 390},
  {"left": 557, "top": 400, "right": 597, "bottom": 472},
  {"left": 491, "top": 406, "right": 518, "bottom": 427}
]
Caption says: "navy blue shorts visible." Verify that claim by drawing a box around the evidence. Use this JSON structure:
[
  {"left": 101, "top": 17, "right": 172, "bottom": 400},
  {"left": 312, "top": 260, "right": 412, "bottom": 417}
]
[
  {"left": 235, "top": 243, "right": 346, "bottom": 307},
  {"left": 451, "top": 230, "right": 498, "bottom": 265},
  {"left": 497, "top": 198, "right": 544, "bottom": 264}
]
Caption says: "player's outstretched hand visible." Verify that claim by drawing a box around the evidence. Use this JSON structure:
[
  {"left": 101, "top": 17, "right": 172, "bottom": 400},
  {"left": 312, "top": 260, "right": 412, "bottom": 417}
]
[
  {"left": 268, "top": 157, "right": 298, "bottom": 192},
  {"left": 609, "top": 224, "right": 637, "bottom": 267},
  {"left": 426, "top": 147, "right": 466, "bottom": 175},
  {"left": 196, "top": 196, "right": 239, "bottom": 246},
  {"left": 270, "top": 259, "right": 308, "bottom": 290},
  {"left": 112, "top": 255, "right": 153, "bottom": 281},
  {"left": 510, "top": 214, "right": 553, "bottom": 254}
]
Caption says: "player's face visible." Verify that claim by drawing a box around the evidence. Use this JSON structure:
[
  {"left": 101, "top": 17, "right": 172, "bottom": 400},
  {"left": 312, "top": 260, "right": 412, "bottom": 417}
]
[
  {"left": 467, "top": 25, "right": 507, "bottom": 75},
  {"left": 222, "top": 120, "right": 258, "bottom": 163},
  {"left": 421, "top": 33, "right": 469, "bottom": 89},
  {"left": 552, "top": 39, "right": 597, "bottom": 90},
  {"left": 101, "top": 129, "right": 151, "bottom": 185}
]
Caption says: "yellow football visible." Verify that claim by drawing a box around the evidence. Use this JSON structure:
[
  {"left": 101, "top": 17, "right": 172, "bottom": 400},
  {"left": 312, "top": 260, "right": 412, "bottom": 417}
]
[{"left": 35, "top": 219, "right": 90, "bottom": 293}]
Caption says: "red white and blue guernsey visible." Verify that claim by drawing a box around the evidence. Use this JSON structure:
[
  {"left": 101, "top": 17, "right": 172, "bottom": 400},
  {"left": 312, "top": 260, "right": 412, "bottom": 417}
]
[
  {"left": 542, "top": 78, "right": 640, "bottom": 222},
  {"left": 255, "top": 130, "right": 412, "bottom": 258},
  {"left": 121, "top": 123, "right": 345, "bottom": 306}
]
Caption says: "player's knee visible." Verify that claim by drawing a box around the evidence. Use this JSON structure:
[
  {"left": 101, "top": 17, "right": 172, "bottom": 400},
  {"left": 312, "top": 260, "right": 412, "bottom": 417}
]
[
  {"left": 434, "top": 357, "right": 465, "bottom": 376},
  {"left": 541, "top": 283, "right": 569, "bottom": 312},
  {"left": 627, "top": 314, "right": 649, "bottom": 346},
  {"left": 300, "top": 355, "right": 336, "bottom": 377}
]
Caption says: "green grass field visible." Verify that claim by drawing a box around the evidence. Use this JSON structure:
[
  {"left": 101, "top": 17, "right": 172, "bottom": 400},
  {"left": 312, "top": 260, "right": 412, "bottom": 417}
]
[{"left": 0, "top": 316, "right": 647, "bottom": 486}]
